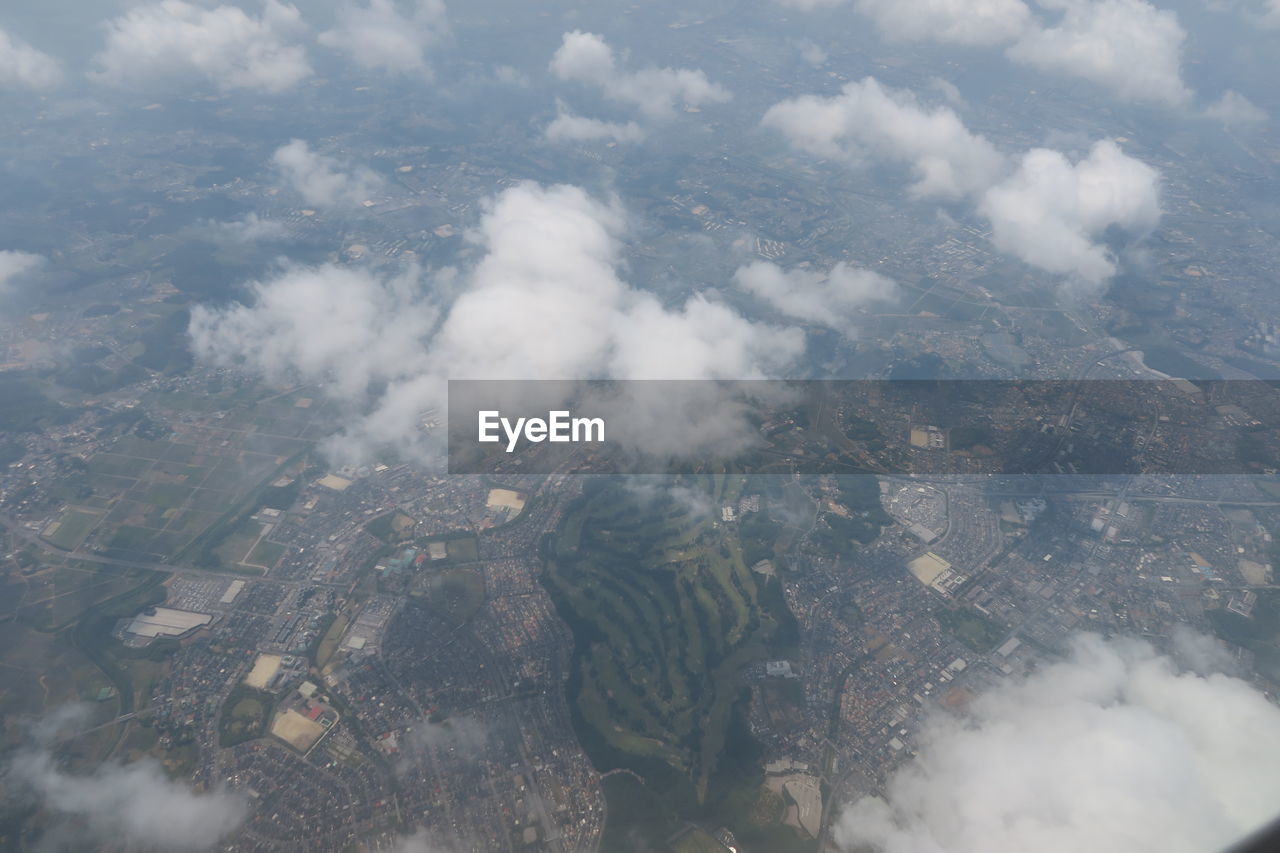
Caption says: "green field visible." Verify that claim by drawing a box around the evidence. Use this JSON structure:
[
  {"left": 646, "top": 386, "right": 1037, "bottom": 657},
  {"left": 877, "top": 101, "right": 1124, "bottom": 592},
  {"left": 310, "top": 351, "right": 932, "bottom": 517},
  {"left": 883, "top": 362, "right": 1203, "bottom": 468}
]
[
  {"left": 43, "top": 508, "right": 104, "bottom": 549},
  {"left": 218, "top": 688, "right": 273, "bottom": 747},
  {"left": 672, "top": 828, "right": 730, "bottom": 853},
  {"left": 416, "top": 568, "right": 486, "bottom": 628},
  {"left": 367, "top": 510, "right": 416, "bottom": 543},
  {"left": 935, "top": 605, "right": 1008, "bottom": 652},
  {"left": 59, "top": 385, "right": 323, "bottom": 564},
  {"left": 543, "top": 475, "right": 788, "bottom": 806},
  {"left": 414, "top": 532, "right": 480, "bottom": 565},
  {"left": 14, "top": 562, "right": 152, "bottom": 632}
]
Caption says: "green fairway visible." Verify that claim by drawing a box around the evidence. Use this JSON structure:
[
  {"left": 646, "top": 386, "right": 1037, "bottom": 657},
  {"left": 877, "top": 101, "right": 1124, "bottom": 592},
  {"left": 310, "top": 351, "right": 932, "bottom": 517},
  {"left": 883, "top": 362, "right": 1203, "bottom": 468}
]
[
  {"left": 543, "top": 475, "right": 787, "bottom": 804},
  {"left": 936, "top": 605, "right": 1008, "bottom": 653}
]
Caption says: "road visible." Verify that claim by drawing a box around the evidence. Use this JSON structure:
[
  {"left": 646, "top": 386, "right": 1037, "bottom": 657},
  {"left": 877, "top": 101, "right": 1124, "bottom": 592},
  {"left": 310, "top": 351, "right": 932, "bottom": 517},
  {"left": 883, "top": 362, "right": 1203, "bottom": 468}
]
[{"left": 1, "top": 513, "right": 347, "bottom": 589}]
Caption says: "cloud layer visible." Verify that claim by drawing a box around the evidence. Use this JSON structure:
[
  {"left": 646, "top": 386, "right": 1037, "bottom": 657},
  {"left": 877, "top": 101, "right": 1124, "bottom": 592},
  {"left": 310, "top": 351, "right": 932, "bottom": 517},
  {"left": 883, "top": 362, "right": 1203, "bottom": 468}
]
[
  {"left": 92, "top": 0, "right": 312, "bottom": 93},
  {"left": 765, "top": 77, "right": 1162, "bottom": 286},
  {"left": 734, "top": 260, "right": 898, "bottom": 330},
  {"left": 550, "top": 31, "right": 730, "bottom": 121},
  {"left": 191, "top": 182, "right": 804, "bottom": 461},
  {"left": 318, "top": 0, "right": 449, "bottom": 76},
  {"left": 1007, "top": 0, "right": 1190, "bottom": 107},
  {"left": 271, "top": 139, "right": 385, "bottom": 208},
  {"left": 546, "top": 102, "right": 644, "bottom": 145},
  {"left": 835, "top": 633, "right": 1280, "bottom": 853},
  {"left": 0, "top": 250, "right": 45, "bottom": 301},
  {"left": 856, "top": 0, "right": 1033, "bottom": 46},
  {"left": 778, "top": 0, "right": 1190, "bottom": 107},
  {"left": 979, "top": 140, "right": 1161, "bottom": 284},
  {"left": 9, "top": 706, "right": 248, "bottom": 851},
  {"left": 1203, "top": 91, "right": 1269, "bottom": 127},
  {"left": 189, "top": 262, "right": 438, "bottom": 402},
  {"left": 762, "top": 77, "right": 1004, "bottom": 199},
  {"left": 0, "top": 28, "right": 61, "bottom": 91}
]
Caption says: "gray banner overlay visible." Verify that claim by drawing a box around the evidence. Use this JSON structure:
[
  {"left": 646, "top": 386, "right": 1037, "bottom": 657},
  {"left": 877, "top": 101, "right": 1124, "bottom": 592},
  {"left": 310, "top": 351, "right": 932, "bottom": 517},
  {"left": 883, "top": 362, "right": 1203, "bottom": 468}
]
[{"left": 446, "top": 379, "right": 1280, "bottom": 476}]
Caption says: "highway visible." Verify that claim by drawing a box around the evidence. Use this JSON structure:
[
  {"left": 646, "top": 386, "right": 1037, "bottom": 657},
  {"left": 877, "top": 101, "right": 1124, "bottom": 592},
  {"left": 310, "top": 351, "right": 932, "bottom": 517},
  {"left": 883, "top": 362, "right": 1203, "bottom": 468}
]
[{"left": 0, "top": 513, "right": 346, "bottom": 589}]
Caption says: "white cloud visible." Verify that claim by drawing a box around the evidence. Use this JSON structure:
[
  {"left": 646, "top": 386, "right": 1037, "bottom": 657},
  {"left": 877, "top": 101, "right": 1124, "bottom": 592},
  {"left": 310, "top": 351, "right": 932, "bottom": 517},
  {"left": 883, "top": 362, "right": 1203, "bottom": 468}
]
[
  {"left": 776, "top": 0, "right": 850, "bottom": 7},
  {"left": 10, "top": 707, "right": 248, "bottom": 851},
  {"left": 191, "top": 182, "right": 804, "bottom": 462},
  {"left": 765, "top": 78, "right": 1163, "bottom": 289},
  {"left": 14, "top": 752, "right": 248, "bottom": 850},
  {"left": 545, "top": 101, "right": 644, "bottom": 144},
  {"left": 978, "top": 140, "right": 1161, "bottom": 285},
  {"left": 835, "top": 633, "right": 1280, "bottom": 853},
  {"left": 734, "top": 260, "right": 897, "bottom": 330},
  {"left": 1006, "top": 0, "right": 1191, "bottom": 106},
  {"left": 779, "top": 0, "right": 1190, "bottom": 107},
  {"left": 271, "top": 139, "right": 384, "bottom": 208},
  {"left": 1266, "top": 0, "right": 1280, "bottom": 27},
  {"left": 318, "top": 0, "right": 448, "bottom": 76},
  {"left": 0, "top": 28, "right": 61, "bottom": 91},
  {"left": 92, "top": 0, "right": 312, "bottom": 93},
  {"left": 928, "top": 76, "right": 966, "bottom": 108},
  {"left": 798, "top": 41, "right": 828, "bottom": 66},
  {"left": 190, "top": 261, "right": 438, "bottom": 402},
  {"left": 204, "top": 213, "right": 289, "bottom": 243},
  {"left": 401, "top": 716, "right": 487, "bottom": 757},
  {"left": 1203, "top": 90, "right": 1269, "bottom": 126},
  {"left": 856, "top": 0, "right": 1033, "bottom": 46},
  {"left": 550, "top": 31, "right": 731, "bottom": 120},
  {"left": 762, "top": 77, "right": 1004, "bottom": 199},
  {"left": 608, "top": 294, "right": 803, "bottom": 380},
  {"left": 0, "top": 250, "right": 44, "bottom": 301},
  {"left": 432, "top": 182, "right": 800, "bottom": 382}
]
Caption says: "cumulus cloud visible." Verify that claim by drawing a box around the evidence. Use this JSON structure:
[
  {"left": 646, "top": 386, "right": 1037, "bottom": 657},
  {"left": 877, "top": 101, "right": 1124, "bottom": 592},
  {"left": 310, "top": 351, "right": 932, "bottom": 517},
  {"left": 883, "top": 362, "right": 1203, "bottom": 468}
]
[
  {"left": 765, "top": 78, "right": 1162, "bottom": 289},
  {"left": 318, "top": 0, "right": 448, "bottom": 76},
  {"left": 432, "top": 182, "right": 799, "bottom": 381},
  {"left": 550, "top": 31, "right": 730, "bottom": 121},
  {"left": 609, "top": 295, "right": 803, "bottom": 380},
  {"left": 0, "top": 250, "right": 45, "bottom": 301},
  {"left": 203, "top": 213, "right": 289, "bottom": 243},
  {"left": 734, "top": 260, "right": 898, "bottom": 330},
  {"left": 1266, "top": 0, "right": 1280, "bottom": 27},
  {"left": 856, "top": 0, "right": 1033, "bottom": 45},
  {"left": 834, "top": 633, "right": 1280, "bottom": 853},
  {"left": 1203, "top": 90, "right": 1269, "bottom": 126},
  {"left": 8, "top": 705, "right": 248, "bottom": 851},
  {"left": 401, "top": 716, "right": 487, "bottom": 757},
  {"left": 191, "top": 182, "right": 804, "bottom": 461},
  {"left": 190, "top": 261, "right": 438, "bottom": 402},
  {"left": 623, "top": 477, "right": 715, "bottom": 519},
  {"left": 978, "top": 140, "right": 1161, "bottom": 285},
  {"left": 798, "top": 41, "right": 828, "bottom": 66},
  {"left": 928, "top": 76, "right": 966, "bottom": 108},
  {"left": 762, "top": 77, "right": 1004, "bottom": 199},
  {"left": 0, "top": 28, "right": 62, "bottom": 91},
  {"left": 1006, "top": 0, "right": 1191, "bottom": 106},
  {"left": 271, "top": 139, "right": 384, "bottom": 208},
  {"left": 781, "top": 0, "right": 1190, "bottom": 107},
  {"left": 92, "top": 0, "right": 311, "bottom": 93},
  {"left": 546, "top": 101, "right": 644, "bottom": 144}
]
